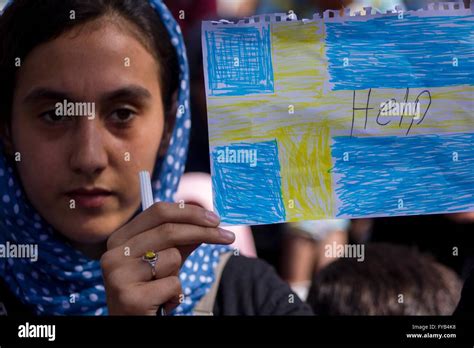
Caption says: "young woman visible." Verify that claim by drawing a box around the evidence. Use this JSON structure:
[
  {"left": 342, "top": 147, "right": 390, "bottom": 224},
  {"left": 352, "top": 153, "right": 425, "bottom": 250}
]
[{"left": 0, "top": 0, "right": 312, "bottom": 316}]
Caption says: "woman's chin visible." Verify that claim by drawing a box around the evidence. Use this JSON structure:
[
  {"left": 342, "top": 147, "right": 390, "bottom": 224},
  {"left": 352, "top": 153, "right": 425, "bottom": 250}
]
[
  {"left": 37, "top": 202, "right": 139, "bottom": 249},
  {"left": 53, "top": 216, "right": 124, "bottom": 246}
]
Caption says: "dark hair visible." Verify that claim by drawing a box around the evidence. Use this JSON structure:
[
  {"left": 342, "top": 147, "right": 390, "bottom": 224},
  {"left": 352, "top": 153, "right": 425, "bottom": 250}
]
[
  {"left": 0, "top": 0, "right": 179, "bottom": 128},
  {"left": 307, "top": 243, "right": 462, "bottom": 315}
]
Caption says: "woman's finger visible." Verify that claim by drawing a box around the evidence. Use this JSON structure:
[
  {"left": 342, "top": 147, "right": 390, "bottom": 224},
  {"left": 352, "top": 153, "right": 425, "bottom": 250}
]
[
  {"left": 102, "top": 242, "right": 200, "bottom": 273},
  {"left": 120, "top": 223, "right": 235, "bottom": 258},
  {"left": 107, "top": 276, "right": 182, "bottom": 316},
  {"left": 141, "top": 276, "right": 183, "bottom": 316},
  {"left": 105, "top": 248, "right": 183, "bottom": 284},
  {"left": 161, "top": 292, "right": 182, "bottom": 316},
  {"left": 108, "top": 202, "right": 221, "bottom": 249}
]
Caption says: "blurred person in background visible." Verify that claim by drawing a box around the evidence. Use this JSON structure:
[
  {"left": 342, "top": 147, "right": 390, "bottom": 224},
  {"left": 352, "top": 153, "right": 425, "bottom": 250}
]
[
  {"left": 256, "top": 0, "right": 466, "bottom": 16},
  {"left": 369, "top": 213, "right": 474, "bottom": 279},
  {"left": 307, "top": 243, "right": 463, "bottom": 315},
  {"left": 164, "top": 0, "right": 217, "bottom": 36},
  {"left": 257, "top": 0, "right": 405, "bottom": 16},
  {"left": 283, "top": 219, "right": 350, "bottom": 300}
]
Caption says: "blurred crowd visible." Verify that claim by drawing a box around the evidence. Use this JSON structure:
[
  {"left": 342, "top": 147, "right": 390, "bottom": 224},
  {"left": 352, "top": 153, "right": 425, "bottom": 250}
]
[{"left": 166, "top": 0, "right": 474, "bottom": 315}]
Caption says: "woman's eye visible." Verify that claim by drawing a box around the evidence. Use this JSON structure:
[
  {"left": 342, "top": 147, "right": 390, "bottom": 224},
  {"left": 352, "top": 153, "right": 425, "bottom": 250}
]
[
  {"left": 110, "top": 108, "right": 136, "bottom": 123},
  {"left": 39, "top": 110, "right": 69, "bottom": 124}
]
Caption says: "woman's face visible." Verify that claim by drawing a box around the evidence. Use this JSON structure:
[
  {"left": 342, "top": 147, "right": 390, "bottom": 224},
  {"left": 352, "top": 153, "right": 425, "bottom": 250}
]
[{"left": 8, "top": 18, "right": 165, "bottom": 244}]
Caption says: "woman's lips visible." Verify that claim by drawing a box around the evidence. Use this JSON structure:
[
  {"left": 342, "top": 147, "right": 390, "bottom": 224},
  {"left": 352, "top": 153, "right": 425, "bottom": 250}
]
[{"left": 66, "top": 188, "right": 114, "bottom": 209}]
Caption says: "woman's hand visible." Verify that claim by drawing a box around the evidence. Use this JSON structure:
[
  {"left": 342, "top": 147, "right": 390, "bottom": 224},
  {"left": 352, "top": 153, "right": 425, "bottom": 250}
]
[{"left": 100, "top": 202, "right": 235, "bottom": 315}]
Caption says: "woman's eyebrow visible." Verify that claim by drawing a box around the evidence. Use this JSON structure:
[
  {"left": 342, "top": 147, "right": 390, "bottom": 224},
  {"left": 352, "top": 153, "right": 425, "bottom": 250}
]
[
  {"left": 22, "top": 88, "right": 70, "bottom": 104},
  {"left": 100, "top": 85, "right": 152, "bottom": 103},
  {"left": 22, "top": 85, "right": 152, "bottom": 105}
]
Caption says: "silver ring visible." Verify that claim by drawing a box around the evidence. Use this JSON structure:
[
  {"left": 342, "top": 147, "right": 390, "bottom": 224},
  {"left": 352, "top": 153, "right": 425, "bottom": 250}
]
[{"left": 142, "top": 250, "right": 159, "bottom": 279}]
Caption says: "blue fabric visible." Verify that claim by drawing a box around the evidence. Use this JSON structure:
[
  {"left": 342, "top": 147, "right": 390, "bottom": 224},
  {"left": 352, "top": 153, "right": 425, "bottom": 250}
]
[{"left": 0, "top": 0, "right": 229, "bottom": 316}]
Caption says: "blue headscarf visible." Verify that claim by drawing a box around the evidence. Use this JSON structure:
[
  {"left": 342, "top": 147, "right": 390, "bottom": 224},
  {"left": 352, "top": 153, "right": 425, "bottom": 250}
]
[{"left": 0, "top": 0, "right": 229, "bottom": 315}]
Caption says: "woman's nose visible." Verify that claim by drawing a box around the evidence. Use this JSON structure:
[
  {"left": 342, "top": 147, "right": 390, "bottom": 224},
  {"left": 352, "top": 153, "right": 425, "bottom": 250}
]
[{"left": 69, "top": 120, "right": 108, "bottom": 177}]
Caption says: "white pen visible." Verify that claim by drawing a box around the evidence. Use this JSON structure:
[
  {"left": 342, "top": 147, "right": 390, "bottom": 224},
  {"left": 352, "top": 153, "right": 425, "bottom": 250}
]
[
  {"left": 138, "top": 170, "right": 166, "bottom": 316},
  {"left": 139, "top": 170, "right": 156, "bottom": 210}
]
